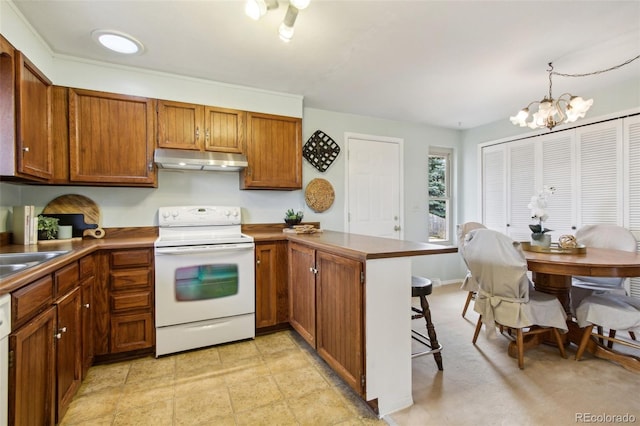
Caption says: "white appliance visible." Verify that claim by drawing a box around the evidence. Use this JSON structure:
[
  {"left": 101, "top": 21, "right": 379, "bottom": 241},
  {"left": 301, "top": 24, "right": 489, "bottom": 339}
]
[
  {"left": 0, "top": 294, "right": 10, "bottom": 426},
  {"left": 154, "top": 206, "right": 255, "bottom": 356}
]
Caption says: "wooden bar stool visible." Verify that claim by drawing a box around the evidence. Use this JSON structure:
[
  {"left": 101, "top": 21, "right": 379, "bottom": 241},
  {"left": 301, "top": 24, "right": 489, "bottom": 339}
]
[{"left": 411, "top": 276, "right": 443, "bottom": 370}]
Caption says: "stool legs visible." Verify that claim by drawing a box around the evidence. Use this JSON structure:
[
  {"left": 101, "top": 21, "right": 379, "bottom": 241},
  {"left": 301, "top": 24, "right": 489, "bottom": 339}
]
[{"left": 416, "top": 294, "right": 443, "bottom": 370}]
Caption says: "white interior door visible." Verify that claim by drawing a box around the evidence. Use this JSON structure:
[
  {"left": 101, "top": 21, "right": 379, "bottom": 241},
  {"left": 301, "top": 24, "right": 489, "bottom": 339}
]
[{"left": 345, "top": 133, "right": 403, "bottom": 239}]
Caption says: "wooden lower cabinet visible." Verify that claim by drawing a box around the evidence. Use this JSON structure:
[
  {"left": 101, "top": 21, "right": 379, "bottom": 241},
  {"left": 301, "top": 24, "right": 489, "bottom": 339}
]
[
  {"left": 9, "top": 306, "right": 57, "bottom": 426},
  {"left": 55, "top": 287, "right": 82, "bottom": 423},
  {"left": 255, "top": 241, "right": 289, "bottom": 330},
  {"left": 79, "top": 255, "right": 95, "bottom": 378},
  {"left": 316, "top": 251, "right": 364, "bottom": 395},
  {"left": 288, "top": 243, "right": 316, "bottom": 346},
  {"left": 93, "top": 248, "right": 155, "bottom": 357},
  {"left": 288, "top": 242, "right": 365, "bottom": 396}
]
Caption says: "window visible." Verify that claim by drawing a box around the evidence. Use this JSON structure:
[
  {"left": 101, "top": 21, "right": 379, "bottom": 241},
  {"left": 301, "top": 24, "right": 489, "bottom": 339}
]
[{"left": 428, "top": 147, "right": 452, "bottom": 243}]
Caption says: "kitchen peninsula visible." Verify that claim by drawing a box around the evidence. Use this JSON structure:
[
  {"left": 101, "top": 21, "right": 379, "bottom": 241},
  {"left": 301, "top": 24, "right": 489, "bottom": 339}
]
[{"left": 251, "top": 228, "right": 457, "bottom": 417}]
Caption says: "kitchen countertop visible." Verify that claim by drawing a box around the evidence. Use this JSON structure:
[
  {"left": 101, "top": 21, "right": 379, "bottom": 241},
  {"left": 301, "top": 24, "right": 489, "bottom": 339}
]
[
  {"left": 2, "top": 225, "right": 456, "bottom": 295},
  {"left": 284, "top": 230, "right": 457, "bottom": 261},
  {"left": 0, "top": 229, "right": 157, "bottom": 295}
]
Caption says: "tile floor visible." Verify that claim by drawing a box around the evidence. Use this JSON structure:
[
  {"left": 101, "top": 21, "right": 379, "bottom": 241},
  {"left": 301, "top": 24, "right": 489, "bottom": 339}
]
[{"left": 60, "top": 330, "right": 386, "bottom": 426}]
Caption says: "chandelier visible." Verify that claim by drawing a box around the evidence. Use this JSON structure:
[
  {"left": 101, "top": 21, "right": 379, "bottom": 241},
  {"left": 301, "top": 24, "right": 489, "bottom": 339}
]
[
  {"left": 244, "top": 0, "right": 311, "bottom": 42},
  {"left": 510, "top": 55, "right": 640, "bottom": 131}
]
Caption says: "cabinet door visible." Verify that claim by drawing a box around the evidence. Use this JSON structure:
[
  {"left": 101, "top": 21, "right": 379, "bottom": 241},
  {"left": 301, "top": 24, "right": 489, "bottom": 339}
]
[
  {"left": 80, "top": 275, "right": 95, "bottom": 378},
  {"left": 256, "top": 243, "right": 278, "bottom": 328},
  {"left": 203, "top": 106, "right": 245, "bottom": 153},
  {"left": 68, "top": 88, "right": 157, "bottom": 186},
  {"left": 255, "top": 241, "right": 289, "bottom": 329},
  {"left": 0, "top": 35, "right": 16, "bottom": 175},
  {"left": 110, "top": 312, "right": 154, "bottom": 353},
  {"left": 157, "top": 100, "right": 203, "bottom": 150},
  {"left": 9, "top": 306, "right": 56, "bottom": 426},
  {"left": 15, "top": 51, "right": 53, "bottom": 180},
  {"left": 241, "top": 112, "right": 302, "bottom": 190},
  {"left": 55, "top": 287, "right": 82, "bottom": 423},
  {"left": 288, "top": 242, "right": 316, "bottom": 347},
  {"left": 316, "top": 251, "right": 364, "bottom": 396}
]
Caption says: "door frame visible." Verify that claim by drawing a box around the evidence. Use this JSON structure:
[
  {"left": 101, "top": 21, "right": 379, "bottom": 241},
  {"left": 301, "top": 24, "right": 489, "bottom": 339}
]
[{"left": 344, "top": 132, "right": 404, "bottom": 238}]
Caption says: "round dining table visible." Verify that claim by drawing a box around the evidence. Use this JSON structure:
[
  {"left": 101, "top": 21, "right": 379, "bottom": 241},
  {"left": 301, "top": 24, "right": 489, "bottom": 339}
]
[{"left": 520, "top": 245, "right": 640, "bottom": 371}]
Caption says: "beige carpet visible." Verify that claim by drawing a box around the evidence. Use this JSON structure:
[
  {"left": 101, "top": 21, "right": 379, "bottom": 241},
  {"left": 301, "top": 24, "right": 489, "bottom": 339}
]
[{"left": 388, "top": 284, "right": 640, "bottom": 426}]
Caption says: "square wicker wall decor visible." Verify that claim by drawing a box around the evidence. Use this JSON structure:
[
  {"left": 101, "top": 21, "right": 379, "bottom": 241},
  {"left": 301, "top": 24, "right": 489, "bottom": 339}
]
[{"left": 303, "top": 130, "right": 340, "bottom": 173}]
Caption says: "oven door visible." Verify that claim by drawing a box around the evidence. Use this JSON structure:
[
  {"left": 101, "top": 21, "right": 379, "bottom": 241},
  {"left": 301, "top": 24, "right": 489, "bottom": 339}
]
[{"left": 154, "top": 243, "right": 255, "bottom": 327}]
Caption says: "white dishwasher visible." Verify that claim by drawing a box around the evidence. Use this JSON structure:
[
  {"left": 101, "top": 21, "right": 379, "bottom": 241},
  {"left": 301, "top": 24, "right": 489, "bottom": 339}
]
[{"left": 0, "top": 294, "right": 10, "bottom": 426}]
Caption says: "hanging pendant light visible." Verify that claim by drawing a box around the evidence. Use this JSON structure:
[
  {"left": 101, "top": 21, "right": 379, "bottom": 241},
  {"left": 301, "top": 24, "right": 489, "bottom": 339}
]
[{"left": 510, "top": 63, "right": 592, "bottom": 131}]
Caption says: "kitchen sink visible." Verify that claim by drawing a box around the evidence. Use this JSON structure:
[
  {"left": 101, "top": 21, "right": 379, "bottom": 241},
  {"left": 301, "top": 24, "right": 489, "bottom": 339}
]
[{"left": 0, "top": 251, "right": 70, "bottom": 279}]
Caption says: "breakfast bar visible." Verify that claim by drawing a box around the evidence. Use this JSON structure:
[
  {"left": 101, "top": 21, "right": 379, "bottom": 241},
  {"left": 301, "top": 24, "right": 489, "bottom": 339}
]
[{"left": 282, "top": 230, "right": 457, "bottom": 417}]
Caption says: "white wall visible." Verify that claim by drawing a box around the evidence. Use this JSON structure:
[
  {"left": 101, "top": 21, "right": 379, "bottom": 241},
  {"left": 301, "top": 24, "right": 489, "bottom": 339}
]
[{"left": 459, "top": 76, "right": 640, "bottom": 223}]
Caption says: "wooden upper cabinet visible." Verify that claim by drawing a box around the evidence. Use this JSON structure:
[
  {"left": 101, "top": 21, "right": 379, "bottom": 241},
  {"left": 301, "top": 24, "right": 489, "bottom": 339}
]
[
  {"left": 15, "top": 51, "right": 53, "bottom": 180},
  {"left": 0, "top": 34, "right": 53, "bottom": 181},
  {"left": 157, "top": 100, "right": 246, "bottom": 153},
  {"left": 68, "top": 88, "right": 157, "bottom": 187},
  {"left": 241, "top": 112, "right": 302, "bottom": 190}
]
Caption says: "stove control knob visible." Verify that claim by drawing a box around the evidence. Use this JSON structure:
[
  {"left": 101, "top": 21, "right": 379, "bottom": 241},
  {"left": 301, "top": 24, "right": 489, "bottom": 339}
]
[
  {"left": 162, "top": 211, "right": 170, "bottom": 219},
  {"left": 224, "top": 210, "right": 231, "bottom": 217},
  {"left": 232, "top": 210, "right": 239, "bottom": 217},
  {"left": 172, "top": 210, "right": 179, "bottom": 218}
]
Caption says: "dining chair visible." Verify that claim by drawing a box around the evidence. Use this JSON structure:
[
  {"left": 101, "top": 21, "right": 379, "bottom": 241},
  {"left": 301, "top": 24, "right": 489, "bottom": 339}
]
[
  {"left": 464, "top": 229, "right": 568, "bottom": 369},
  {"left": 571, "top": 225, "right": 638, "bottom": 314},
  {"left": 575, "top": 293, "right": 640, "bottom": 366},
  {"left": 457, "top": 222, "right": 486, "bottom": 318}
]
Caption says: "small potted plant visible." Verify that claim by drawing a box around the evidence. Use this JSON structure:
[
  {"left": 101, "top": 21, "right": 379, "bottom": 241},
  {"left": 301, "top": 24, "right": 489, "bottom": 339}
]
[
  {"left": 37, "top": 215, "right": 60, "bottom": 240},
  {"left": 284, "top": 209, "right": 304, "bottom": 227}
]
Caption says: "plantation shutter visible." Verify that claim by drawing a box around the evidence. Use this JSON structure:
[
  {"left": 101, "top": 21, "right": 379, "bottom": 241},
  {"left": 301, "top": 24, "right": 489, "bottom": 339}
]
[
  {"left": 507, "top": 140, "right": 537, "bottom": 241},
  {"left": 624, "top": 115, "right": 640, "bottom": 299},
  {"left": 575, "top": 120, "right": 623, "bottom": 226},
  {"left": 482, "top": 145, "right": 506, "bottom": 232}
]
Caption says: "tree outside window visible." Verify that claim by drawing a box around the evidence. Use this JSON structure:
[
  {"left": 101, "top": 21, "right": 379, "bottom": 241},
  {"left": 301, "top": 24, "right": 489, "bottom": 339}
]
[{"left": 428, "top": 148, "right": 452, "bottom": 243}]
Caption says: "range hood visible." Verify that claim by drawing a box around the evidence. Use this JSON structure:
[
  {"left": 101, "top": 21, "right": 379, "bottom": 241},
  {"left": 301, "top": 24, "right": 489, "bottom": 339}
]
[{"left": 154, "top": 148, "right": 248, "bottom": 171}]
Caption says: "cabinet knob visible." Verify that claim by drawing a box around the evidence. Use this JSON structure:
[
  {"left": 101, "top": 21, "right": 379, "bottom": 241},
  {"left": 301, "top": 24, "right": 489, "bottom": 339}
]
[
  {"left": 310, "top": 267, "right": 318, "bottom": 274},
  {"left": 22, "top": 147, "right": 29, "bottom": 152},
  {"left": 195, "top": 127, "right": 200, "bottom": 140},
  {"left": 55, "top": 333, "right": 62, "bottom": 340},
  {"left": 256, "top": 259, "right": 261, "bottom": 265},
  {"left": 148, "top": 162, "right": 154, "bottom": 171},
  {"left": 205, "top": 128, "right": 210, "bottom": 142},
  {"left": 60, "top": 326, "right": 67, "bottom": 333},
  {"left": 84, "top": 303, "right": 90, "bottom": 309},
  {"left": 394, "top": 225, "right": 401, "bottom": 231}
]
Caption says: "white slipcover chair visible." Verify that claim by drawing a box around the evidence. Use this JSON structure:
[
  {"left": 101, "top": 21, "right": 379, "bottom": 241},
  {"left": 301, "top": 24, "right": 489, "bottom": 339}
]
[
  {"left": 571, "top": 225, "right": 638, "bottom": 314},
  {"left": 465, "top": 229, "right": 568, "bottom": 369},
  {"left": 575, "top": 293, "right": 640, "bottom": 363},
  {"left": 457, "top": 222, "right": 486, "bottom": 317}
]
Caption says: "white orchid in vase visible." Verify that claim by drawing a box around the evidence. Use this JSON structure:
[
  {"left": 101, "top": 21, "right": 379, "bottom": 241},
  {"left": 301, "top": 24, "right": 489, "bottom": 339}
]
[{"left": 527, "top": 185, "right": 555, "bottom": 241}]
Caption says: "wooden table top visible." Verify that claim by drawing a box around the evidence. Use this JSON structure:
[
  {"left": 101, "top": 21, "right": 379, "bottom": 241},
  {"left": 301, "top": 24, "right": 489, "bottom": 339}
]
[{"left": 523, "top": 246, "right": 640, "bottom": 277}]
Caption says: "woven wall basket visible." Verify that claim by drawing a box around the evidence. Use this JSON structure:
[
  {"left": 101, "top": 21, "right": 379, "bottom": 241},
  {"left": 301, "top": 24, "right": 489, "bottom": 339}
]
[{"left": 305, "top": 178, "right": 335, "bottom": 213}]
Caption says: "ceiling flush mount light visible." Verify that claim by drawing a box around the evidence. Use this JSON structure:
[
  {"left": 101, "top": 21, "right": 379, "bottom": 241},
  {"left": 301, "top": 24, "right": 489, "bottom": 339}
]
[
  {"left": 244, "top": 0, "right": 310, "bottom": 42},
  {"left": 511, "top": 55, "right": 640, "bottom": 131},
  {"left": 91, "top": 30, "right": 144, "bottom": 55}
]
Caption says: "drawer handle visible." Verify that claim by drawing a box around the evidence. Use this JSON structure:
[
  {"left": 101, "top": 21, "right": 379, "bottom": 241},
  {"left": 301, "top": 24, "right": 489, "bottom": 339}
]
[{"left": 84, "top": 303, "right": 90, "bottom": 309}]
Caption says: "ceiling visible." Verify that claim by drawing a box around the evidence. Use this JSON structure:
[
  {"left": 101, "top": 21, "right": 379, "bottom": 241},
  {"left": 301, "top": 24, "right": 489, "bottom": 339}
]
[{"left": 10, "top": 0, "right": 640, "bottom": 130}]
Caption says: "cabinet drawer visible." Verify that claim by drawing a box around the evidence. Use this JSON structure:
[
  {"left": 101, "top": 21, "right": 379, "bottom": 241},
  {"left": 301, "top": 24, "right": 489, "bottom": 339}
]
[
  {"left": 79, "top": 255, "right": 95, "bottom": 280},
  {"left": 110, "top": 269, "right": 152, "bottom": 291},
  {"left": 110, "top": 249, "right": 152, "bottom": 268},
  {"left": 11, "top": 275, "right": 53, "bottom": 329},
  {"left": 110, "top": 312, "right": 154, "bottom": 353},
  {"left": 54, "top": 261, "right": 79, "bottom": 297},
  {"left": 110, "top": 290, "right": 152, "bottom": 313}
]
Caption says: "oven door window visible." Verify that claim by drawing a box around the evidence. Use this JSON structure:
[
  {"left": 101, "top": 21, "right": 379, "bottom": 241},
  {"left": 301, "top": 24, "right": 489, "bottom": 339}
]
[{"left": 175, "top": 264, "right": 239, "bottom": 301}]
